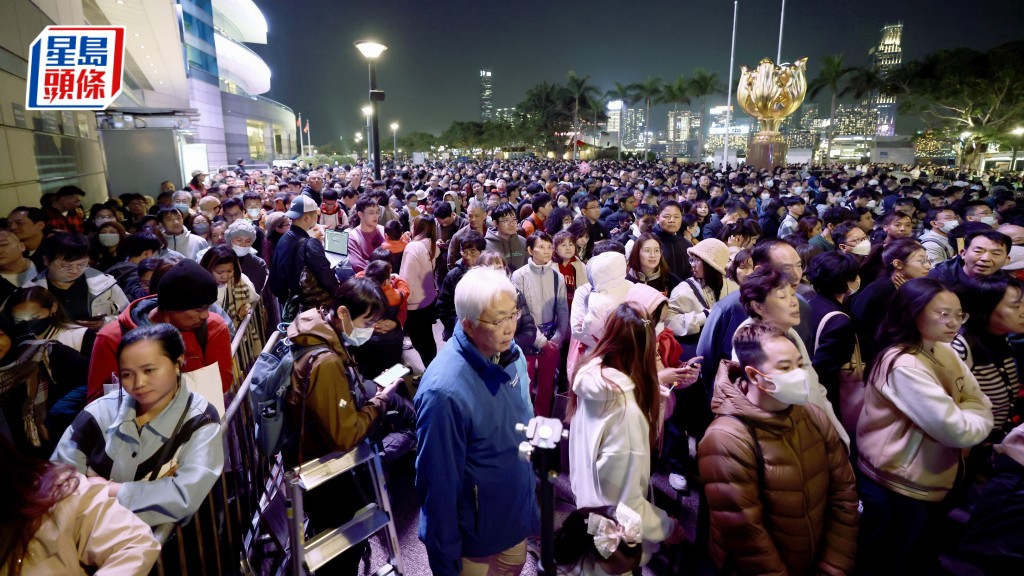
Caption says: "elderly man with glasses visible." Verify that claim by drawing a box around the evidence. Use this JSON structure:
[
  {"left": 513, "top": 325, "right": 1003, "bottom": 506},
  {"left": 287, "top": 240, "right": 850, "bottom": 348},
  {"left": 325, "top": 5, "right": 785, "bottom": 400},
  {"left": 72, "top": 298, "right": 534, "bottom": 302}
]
[{"left": 415, "top": 267, "right": 538, "bottom": 576}]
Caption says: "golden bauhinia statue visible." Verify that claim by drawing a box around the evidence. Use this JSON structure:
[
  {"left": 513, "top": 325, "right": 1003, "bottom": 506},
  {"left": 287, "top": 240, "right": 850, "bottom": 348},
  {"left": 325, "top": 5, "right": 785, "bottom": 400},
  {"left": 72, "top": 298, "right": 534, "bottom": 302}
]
[{"left": 737, "top": 57, "right": 808, "bottom": 169}]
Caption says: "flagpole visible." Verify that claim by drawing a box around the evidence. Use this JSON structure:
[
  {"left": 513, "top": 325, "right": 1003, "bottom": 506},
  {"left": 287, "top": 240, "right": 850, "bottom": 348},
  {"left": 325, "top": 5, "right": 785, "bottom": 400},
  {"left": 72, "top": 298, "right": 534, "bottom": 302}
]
[
  {"left": 777, "top": 0, "right": 786, "bottom": 63},
  {"left": 297, "top": 112, "right": 302, "bottom": 156},
  {"left": 307, "top": 120, "right": 313, "bottom": 156},
  {"left": 723, "top": 1, "right": 738, "bottom": 171}
]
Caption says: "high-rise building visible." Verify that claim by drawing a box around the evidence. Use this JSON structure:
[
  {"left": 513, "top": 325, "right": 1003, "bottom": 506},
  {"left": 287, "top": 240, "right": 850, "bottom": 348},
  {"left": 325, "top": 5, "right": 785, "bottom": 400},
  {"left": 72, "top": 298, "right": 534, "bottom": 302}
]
[
  {"left": 869, "top": 23, "right": 903, "bottom": 137},
  {"left": 623, "top": 108, "right": 646, "bottom": 146},
  {"left": 479, "top": 69, "right": 494, "bottom": 121},
  {"left": 494, "top": 107, "right": 516, "bottom": 125},
  {"left": 667, "top": 110, "right": 695, "bottom": 155},
  {"left": 834, "top": 100, "right": 876, "bottom": 137},
  {"left": 706, "top": 105, "right": 750, "bottom": 154}
]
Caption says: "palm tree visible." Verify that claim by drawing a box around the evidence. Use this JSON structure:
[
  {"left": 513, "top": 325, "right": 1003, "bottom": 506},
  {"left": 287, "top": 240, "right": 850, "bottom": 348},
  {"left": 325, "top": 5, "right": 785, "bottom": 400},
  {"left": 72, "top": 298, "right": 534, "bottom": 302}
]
[
  {"left": 630, "top": 76, "right": 663, "bottom": 158},
  {"left": 567, "top": 71, "right": 600, "bottom": 160},
  {"left": 688, "top": 69, "right": 725, "bottom": 161},
  {"left": 659, "top": 74, "right": 691, "bottom": 157},
  {"left": 606, "top": 82, "right": 638, "bottom": 160},
  {"left": 807, "top": 54, "right": 853, "bottom": 163}
]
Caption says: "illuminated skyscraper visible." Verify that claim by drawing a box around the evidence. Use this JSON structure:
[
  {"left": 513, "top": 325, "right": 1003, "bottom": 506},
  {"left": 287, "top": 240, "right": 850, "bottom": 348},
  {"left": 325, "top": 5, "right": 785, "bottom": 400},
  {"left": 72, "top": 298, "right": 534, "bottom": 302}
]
[
  {"left": 869, "top": 23, "right": 903, "bottom": 136},
  {"left": 479, "top": 69, "right": 493, "bottom": 121}
]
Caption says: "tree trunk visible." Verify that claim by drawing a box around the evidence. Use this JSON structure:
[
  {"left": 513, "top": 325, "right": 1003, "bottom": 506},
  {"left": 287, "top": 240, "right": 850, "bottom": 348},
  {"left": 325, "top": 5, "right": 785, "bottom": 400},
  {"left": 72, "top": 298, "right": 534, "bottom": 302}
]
[
  {"left": 826, "top": 91, "right": 837, "bottom": 166},
  {"left": 573, "top": 98, "right": 579, "bottom": 161},
  {"left": 699, "top": 96, "right": 707, "bottom": 162}
]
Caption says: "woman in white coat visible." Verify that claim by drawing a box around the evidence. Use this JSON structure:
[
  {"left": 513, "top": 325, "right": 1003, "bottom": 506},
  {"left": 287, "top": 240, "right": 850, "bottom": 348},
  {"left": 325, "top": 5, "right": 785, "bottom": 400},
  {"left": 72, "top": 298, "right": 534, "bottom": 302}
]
[{"left": 567, "top": 302, "right": 684, "bottom": 575}]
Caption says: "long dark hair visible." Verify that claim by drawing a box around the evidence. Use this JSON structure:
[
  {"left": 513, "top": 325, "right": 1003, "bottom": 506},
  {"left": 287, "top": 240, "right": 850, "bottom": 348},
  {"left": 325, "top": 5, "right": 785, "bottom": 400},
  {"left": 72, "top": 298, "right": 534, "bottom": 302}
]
[
  {"left": 626, "top": 232, "right": 668, "bottom": 279},
  {"left": 3, "top": 286, "right": 75, "bottom": 332},
  {"left": 553, "top": 505, "right": 642, "bottom": 573},
  {"left": 869, "top": 277, "right": 954, "bottom": 379},
  {"left": 568, "top": 303, "right": 660, "bottom": 446},
  {"left": 412, "top": 213, "right": 438, "bottom": 259},
  {"left": 0, "top": 435, "right": 79, "bottom": 576}
]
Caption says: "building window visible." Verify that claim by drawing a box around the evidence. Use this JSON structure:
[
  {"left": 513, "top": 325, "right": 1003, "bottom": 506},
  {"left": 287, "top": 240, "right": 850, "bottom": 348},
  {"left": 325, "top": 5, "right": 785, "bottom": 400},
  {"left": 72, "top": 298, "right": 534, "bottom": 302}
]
[
  {"left": 182, "top": 11, "right": 215, "bottom": 44},
  {"left": 273, "top": 130, "right": 283, "bottom": 155},
  {"left": 247, "top": 120, "right": 266, "bottom": 159},
  {"left": 186, "top": 45, "right": 218, "bottom": 76}
]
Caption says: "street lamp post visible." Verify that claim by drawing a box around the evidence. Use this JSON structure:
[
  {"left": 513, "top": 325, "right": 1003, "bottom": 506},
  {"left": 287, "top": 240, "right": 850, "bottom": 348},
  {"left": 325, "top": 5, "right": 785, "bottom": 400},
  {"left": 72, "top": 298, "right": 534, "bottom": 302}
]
[
  {"left": 1009, "top": 127, "right": 1024, "bottom": 173},
  {"left": 390, "top": 122, "right": 399, "bottom": 161},
  {"left": 355, "top": 40, "right": 387, "bottom": 180},
  {"left": 354, "top": 132, "right": 363, "bottom": 159},
  {"left": 362, "top": 106, "right": 373, "bottom": 167}
]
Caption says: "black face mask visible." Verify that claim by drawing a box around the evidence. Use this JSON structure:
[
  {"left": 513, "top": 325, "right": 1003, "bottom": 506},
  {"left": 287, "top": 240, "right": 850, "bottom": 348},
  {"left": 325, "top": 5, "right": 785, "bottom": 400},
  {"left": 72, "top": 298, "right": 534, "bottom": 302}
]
[{"left": 14, "top": 318, "right": 51, "bottom": 340}]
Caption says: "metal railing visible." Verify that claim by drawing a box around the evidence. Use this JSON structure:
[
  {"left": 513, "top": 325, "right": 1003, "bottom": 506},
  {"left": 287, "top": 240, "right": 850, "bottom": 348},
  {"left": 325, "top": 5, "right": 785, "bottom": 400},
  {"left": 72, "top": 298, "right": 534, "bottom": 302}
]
[{"left": 150, "top": 304, "right": 287, "bottom": 575}]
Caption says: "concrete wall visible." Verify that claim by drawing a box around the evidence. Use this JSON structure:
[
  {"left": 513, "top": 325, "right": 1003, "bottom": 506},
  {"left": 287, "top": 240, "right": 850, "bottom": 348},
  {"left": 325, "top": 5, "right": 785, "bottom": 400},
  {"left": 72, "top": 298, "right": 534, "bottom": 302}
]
[{"left": 0, "top": 0, "right": 109, "bottom": 215}]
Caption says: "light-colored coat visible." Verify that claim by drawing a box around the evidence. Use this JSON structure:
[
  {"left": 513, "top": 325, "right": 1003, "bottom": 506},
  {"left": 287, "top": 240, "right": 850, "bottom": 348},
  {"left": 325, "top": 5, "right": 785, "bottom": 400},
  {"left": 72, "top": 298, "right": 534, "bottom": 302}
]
[
  {"left": 569, "top": 358, "right": 673, "bottom": 568},
  {"left": 19, "top": 473, "right": 160, "bottom": 575},
  {"left": 857, "top": 343, "right": 994, "bottom": 502}
]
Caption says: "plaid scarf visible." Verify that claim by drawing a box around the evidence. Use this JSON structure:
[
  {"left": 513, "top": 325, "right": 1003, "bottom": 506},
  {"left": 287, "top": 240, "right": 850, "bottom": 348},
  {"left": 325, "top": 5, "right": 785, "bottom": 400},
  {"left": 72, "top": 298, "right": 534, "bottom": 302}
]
[{"left": 0, "top": 340, "right": 54, "bottom": 447}]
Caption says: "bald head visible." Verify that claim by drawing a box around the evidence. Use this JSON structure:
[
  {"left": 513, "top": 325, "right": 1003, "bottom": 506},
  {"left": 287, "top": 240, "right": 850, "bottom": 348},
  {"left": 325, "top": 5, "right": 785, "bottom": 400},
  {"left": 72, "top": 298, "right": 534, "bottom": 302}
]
[{"left": 998, "top": 224, "right": 1024, "bottom": 246}]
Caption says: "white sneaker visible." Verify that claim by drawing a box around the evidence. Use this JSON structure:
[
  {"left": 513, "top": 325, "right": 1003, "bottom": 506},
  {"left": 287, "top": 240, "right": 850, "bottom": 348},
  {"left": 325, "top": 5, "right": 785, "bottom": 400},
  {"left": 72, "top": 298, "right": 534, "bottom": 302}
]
[{"left": 669, "top": 473, "right": 689, "bottom": 492}]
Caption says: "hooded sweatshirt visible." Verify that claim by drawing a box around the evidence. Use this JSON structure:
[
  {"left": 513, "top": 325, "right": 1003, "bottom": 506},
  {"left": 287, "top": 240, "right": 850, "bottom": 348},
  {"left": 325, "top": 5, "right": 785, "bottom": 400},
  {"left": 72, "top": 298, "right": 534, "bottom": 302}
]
[
  {"left": 579, "top": 253, "right": 634, "bottom": 347},
  {"left": 86, "top": 297, "right": 232, "bottom": 401},
  {"left": 569, "top": 357, "right": 674, "bottom": 568},
  {"left": 484, "top": 227, "right": 527, "bottom": 271},
  {"left": 698, "top": 361, "right": 858, "bottom": 576},
  {"left": 285, "top": 308, "right": 388, "bottom": 462}
]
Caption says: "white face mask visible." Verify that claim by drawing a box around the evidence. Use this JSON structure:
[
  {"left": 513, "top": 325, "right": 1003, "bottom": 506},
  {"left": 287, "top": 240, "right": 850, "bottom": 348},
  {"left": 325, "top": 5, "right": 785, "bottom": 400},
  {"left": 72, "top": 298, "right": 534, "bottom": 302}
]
[
  {"left": 980, "top": 216, "right": 997, "bottom": 227},
  {"left": 866, "top": 200, "right": 877, "bottom": 209},
  {"left": 793, "top": 186, "right": 803, "bottom": 194},
  {"left": 941, "top": 220, "right": 959, "bottom": 233},
  {"left": 98, "top": 233, "right": 120, "bottom": 247},
  {"left": 247, "top": 208, "right": 262, "bottom": 220},
  {"left": 759, "top": 367, "right": 809, "bottom": 405},
  {"left": 231, "top": 245, "right": 250, "bottom": 257},
  {"left": 760, "top": 192, "right": 771, "bottom": 201},
  {"left": 341, "top": 325, "right": 375, "bottom": 347},
  {"left": 764, "top": 179, "right": 774, "bottom": 188},
  {"left": 849, "top": 240, "right": 872, "bottom": 256}
]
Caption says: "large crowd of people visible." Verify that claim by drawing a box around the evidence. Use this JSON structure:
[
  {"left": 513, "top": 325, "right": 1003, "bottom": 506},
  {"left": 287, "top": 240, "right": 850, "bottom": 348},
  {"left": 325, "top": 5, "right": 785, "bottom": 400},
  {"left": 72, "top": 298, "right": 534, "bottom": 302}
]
[{"left": 2, "top": 157, "right": 1024, "bottom": 575}]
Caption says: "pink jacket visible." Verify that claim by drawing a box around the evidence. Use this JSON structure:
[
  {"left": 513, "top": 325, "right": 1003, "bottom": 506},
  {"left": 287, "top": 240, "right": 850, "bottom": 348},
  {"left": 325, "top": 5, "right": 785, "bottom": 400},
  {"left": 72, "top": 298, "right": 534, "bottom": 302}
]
[{"left": 399, "top": 238, "right": 440, "bottom": 310}]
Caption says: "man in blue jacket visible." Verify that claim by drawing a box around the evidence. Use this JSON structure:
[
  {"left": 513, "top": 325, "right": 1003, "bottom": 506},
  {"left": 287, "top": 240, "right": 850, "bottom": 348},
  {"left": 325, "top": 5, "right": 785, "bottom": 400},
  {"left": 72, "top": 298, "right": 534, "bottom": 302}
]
[{"left": 415, "top": 267, "right": 539, "bottom": 576}]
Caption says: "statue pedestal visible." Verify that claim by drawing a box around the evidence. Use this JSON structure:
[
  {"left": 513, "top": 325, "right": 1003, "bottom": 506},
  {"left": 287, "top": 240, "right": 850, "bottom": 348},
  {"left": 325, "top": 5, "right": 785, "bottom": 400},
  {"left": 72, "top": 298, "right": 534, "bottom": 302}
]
[{"left": 747, "top": 131, "right": 787, "bottom": 169}]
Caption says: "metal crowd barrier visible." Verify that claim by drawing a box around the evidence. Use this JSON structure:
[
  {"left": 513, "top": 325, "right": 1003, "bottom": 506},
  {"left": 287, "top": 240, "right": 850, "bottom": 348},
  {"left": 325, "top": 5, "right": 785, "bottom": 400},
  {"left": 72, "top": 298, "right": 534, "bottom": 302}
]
[{"left": 150, "top": 304, "right": 288, "bottom": 575}]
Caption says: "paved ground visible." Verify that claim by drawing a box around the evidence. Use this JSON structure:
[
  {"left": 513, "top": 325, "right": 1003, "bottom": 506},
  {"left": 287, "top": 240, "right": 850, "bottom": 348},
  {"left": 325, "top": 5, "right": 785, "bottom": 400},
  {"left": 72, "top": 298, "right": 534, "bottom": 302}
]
[{"left": 350, "top": 324, "right": 986, "bottom": 576}]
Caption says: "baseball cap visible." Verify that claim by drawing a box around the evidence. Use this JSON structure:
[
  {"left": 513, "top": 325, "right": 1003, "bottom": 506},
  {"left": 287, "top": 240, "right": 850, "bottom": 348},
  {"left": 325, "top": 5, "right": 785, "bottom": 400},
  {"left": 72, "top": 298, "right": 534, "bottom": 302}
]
[{"left": 285, "top": 195, "right": 319, "bottom": 219}]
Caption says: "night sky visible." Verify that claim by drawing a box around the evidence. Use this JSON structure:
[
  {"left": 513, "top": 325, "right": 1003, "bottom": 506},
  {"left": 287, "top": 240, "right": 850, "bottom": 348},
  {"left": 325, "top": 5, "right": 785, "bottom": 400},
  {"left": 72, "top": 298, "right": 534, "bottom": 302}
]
[{"left": 249, "top": 0, "right": 1024, "bottom": 144}]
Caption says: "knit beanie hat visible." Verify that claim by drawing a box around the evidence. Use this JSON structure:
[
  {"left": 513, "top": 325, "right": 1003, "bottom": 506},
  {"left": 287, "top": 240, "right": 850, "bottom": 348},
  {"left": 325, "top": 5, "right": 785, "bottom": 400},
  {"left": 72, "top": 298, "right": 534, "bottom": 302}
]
[{"left": 157, "top": 259, "right": 217, "bottom": 311}]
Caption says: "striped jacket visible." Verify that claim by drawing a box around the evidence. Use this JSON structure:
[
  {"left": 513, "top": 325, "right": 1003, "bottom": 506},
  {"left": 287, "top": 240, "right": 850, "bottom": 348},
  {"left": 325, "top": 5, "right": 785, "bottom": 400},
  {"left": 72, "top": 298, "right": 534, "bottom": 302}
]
[{"left": 51, "top": 382, "right": 223, "bottom": 526}]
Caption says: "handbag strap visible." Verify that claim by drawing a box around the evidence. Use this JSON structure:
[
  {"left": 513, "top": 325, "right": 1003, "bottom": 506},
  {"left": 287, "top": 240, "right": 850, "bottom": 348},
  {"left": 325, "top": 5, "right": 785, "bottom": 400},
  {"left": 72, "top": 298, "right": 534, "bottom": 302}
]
[
  {"left": 722, "top": 414, "right": 768, "bottom": 510},
  {"left": 814, "top": 310, "right": 847, "bottom": 354},
  {"left": 147, "top": 392, "right": 194, "bottom": 481},
  {"left": 686, "top": 278, "right": 710, "bottom": 310}
]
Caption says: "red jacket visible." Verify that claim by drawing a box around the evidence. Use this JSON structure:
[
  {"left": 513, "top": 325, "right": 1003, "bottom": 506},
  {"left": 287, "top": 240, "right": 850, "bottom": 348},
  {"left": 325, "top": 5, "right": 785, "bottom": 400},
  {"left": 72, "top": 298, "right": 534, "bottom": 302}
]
[{"left": 86, "top": 296, "right": 233, "bottom": 401}]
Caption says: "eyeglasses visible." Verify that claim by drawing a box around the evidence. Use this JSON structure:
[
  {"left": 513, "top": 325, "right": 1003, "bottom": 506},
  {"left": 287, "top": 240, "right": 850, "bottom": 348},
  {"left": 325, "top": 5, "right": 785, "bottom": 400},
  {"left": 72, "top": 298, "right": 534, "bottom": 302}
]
[
  {"left": 476, "top": 309, "right": 522, "bottom": 329},
  {"left": 906, "top": 258, "right": 932, "bottom": 268},
  {"left": 55, "top": 261, "right": 89, "bottom": 273},
  {"left": 931, "top": 310, "right": 969, "bottom": 324},
  {"left": 497, "top": 217, "right": 516, "bottom": 225},
  {"left": 642, "top": 248, "right": 663, "bottom": 256}
]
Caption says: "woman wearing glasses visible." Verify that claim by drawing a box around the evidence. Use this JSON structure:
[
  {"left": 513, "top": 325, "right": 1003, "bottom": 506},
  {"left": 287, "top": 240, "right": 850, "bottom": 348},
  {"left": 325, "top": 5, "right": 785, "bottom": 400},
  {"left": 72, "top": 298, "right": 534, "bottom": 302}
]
[
  {"left": 850, "top": 238, "right": 933, "bottom": 365},
  {"left": 856, "top": 277, "right": 994, "bottom": 574}
]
